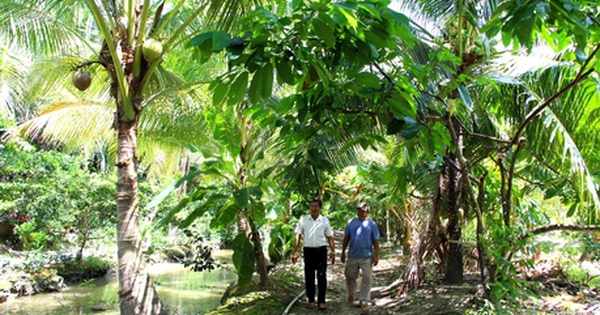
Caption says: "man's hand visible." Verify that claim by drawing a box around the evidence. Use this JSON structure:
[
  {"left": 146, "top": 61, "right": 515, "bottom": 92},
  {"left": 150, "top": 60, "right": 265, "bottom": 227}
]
[
  {"left": 291, "top": 252, "right": 298, "bottom": 263},
  {"left": 329, "top": 252, "right": 335, "bottom": 264},
  {"left": 373, "top": 254, "right": 379, "bottom": 266},
  {"left": 341, "top": 252, "right": 346, "bottom": 263}
]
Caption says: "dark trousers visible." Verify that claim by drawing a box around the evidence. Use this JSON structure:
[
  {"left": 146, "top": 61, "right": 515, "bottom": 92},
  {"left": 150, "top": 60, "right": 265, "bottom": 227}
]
[{"left": 303, "top": 246, "right": 327, "bottom": 304}]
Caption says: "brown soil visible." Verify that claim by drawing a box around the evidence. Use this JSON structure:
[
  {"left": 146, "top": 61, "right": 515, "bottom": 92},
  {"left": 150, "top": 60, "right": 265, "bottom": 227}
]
[
  {"left": 283, "top": 243, "right": 474, "bottom": 315},
  {"left": 210, "top": 232, "right": 477, "bottom": 315},
  {"left": 209, "top": 233, "right": 600, "bottom": 315}
]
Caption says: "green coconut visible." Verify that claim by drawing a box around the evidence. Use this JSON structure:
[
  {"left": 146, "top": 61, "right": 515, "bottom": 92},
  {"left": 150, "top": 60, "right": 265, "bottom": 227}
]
[{"left": 142, "top": 38, "right": 163, "bottom": 61}]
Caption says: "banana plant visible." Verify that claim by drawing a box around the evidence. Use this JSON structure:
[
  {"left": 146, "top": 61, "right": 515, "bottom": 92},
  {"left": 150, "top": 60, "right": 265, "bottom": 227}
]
[{"left": 151, "top": 97, "right": 282, "bottom": 287}]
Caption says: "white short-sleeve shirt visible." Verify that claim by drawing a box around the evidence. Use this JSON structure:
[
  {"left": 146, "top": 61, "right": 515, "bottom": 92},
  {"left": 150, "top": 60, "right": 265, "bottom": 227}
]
[{"left": 295, "top": 214, "right": 333, "bottom": 248}]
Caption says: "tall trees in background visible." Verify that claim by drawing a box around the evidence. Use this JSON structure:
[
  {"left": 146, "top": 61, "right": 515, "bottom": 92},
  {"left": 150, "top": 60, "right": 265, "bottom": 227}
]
[
  {"left": 394, "top": 0, "right": 600, "bottom": 298},
  {"left": 195, "top": 0, "right": 600, "bottom": 300}
]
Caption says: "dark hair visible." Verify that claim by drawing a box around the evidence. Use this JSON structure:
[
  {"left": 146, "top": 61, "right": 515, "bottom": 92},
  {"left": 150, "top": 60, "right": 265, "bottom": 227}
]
[{"left": 309, "top": 197, "right": 322, "bottom": 208}]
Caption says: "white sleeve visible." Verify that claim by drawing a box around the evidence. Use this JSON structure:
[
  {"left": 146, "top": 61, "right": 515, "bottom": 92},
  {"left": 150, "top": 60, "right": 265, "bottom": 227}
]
[
  {"left": 324, "top": 218, "right": 333, "bottom": 237},
  {"left": 295, "top": 217, "right": 304, "bottom": 235}
]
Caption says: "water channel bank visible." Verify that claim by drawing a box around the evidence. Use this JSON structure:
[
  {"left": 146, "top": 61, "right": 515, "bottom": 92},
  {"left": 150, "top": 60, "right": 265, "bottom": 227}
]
[{"left": 0, "top": 251, "right": 236, "bottom": 314}]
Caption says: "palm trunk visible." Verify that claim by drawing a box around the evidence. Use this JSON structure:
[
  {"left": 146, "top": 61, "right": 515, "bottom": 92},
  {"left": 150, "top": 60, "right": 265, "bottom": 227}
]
[
  {"left": 116, "top": 116, "right": 164, "bottom": 315},
  {"left": 444, "top": 153, "right": 463, "bottom": 284},
  {"left": 402, "top": 214, "right": 423, "bottom": 293},
  {"left": 248, "top": 217, "right": 269, "bottom": 287}
]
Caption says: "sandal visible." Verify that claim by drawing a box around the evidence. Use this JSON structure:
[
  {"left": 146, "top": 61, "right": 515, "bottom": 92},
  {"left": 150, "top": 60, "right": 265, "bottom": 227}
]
[
  {"left": 318, "top": 302, "right": 327, "bottom": 310},
  {"left": 307, "top": 302, "right": 315, "bottom": 309}
]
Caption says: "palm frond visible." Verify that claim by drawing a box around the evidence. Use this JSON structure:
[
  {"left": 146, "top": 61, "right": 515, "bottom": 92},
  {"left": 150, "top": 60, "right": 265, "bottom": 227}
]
[
  {"left": 18, "top": 100, "right": 114, "bottom": 153},
  {"left": 0, "top": 39, "right": 33, "bottom": 121},
  {"left": 203, "top": 0, "right": 269, "bottom": 32},
  {"left": 486, "top": 45, "right": 567, "bottom": 79},
  {"left": 522, "top": 67, "right": 600, "bottom": 213},
  {"left": 0, "top": 0, "right": 97, "bottom": 55},
  {"left": 393, "top": 0, "right": 500, "bottom": 35}
]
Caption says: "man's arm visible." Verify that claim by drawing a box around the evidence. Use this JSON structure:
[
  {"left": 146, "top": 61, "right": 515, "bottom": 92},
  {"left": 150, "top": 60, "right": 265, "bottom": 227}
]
[
  {"left": 291, "top": 234, "right": 302, "bottom": 263},
  {"left": 327, "top": 235, "right": 335, "bottom": 264},
  {"left": 372, "top": 239, "right": 379, "bottom": 266},
  {"left": 341, "top": 235, "right": 350, "bottom": 263}
]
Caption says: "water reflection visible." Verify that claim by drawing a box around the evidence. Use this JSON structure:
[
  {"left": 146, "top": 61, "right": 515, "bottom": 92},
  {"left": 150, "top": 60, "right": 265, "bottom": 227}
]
[{"left": 0, "top": 250, "right": 236, "bottom": 315}]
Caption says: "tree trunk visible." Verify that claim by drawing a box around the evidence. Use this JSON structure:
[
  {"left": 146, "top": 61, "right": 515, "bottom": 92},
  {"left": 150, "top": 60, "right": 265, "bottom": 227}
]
[
  {"left": 116, "top": 117, "right": 165, "bottom": 315},
  {"left": 402, "top": 216, "right": 423, "bottom": 294},
  {"left": 178, "top": 154, "right": 191, "bottom": 197},
  {"left": 76, "top": 206, "right": 90, "bottom": 262},
  {"left": 402, "top": 204, "right": 411, "bottom": 254},
  {"left": 444, "top": 153, "right": 463, "bottom": 284},
  {"left": 248, "top": 217, "right": 269, "bottom": 287},
  {"left": 237, "top": 212, "right": 248, "bottom": 236}
]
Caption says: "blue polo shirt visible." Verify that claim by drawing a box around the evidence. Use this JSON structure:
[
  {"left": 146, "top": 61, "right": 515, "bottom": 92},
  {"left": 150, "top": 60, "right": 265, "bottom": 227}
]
[{"left": 345, "top": 218, "right": 380, "bottom": 259}]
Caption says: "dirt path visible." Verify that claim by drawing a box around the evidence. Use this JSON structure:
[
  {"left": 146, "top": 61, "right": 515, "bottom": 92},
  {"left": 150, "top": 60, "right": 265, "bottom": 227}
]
[{"left": 286, "top": 231, "right": 401, "bottom": 315}]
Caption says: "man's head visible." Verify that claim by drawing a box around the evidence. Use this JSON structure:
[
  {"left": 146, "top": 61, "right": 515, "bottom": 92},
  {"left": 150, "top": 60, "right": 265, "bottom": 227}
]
[
  {"left": 356, "top": 202, "right": 370, "bottom": 221},
  {"left": 309, "top": 197, "right": 322, "bottom": 217}
]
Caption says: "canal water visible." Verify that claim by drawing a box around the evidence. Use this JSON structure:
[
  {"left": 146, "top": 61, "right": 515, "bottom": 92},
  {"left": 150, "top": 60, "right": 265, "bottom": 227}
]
[{"left": 0, "top": 251, "right": 236, "bottom": 314}]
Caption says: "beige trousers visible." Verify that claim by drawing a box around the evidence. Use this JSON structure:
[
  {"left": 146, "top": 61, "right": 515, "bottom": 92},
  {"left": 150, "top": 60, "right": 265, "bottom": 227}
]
[{"left": 345, "top": 257, "right": 373, "bottom": 302}]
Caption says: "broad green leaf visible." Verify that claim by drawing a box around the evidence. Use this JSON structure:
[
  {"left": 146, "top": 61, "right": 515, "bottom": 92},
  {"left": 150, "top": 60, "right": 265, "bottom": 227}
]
[
  {"left": 228, "top": 71, "right": 249, "bottom": 105},
  {"left": 276, "top": 59, "right": 295, "bottom": 85},
  {"left": 233, "top": 187, "right": 250, "bottom": 208},
  {"left": 188, "top": 32, "right": 213, "bottom": 48},
  {"left": 153, "top": 196, "right": 191, "bottom": 230},
  {"left": 358, "top": 2, "right": 380, "bottom": 19},
  {"left": 211, "top": 201, "right": 241, "bottom": 230},
  {"left": 354, "top": 72, "right": 380, "bottom": 89},
  {"left": 276, "top": 95, "right": 295, "bottom": 113},
  {"left": 249, "top": 72, "right": 261, "bottom": 104},
  {"left": 386, "top": 117, "right": 405, "bottom": 135},
  {"left": 180, "top": 193, "right": 232, "bottom": 228},
  {"left": 212, "top": 31, "right": 233, "bottom": 52},
  {"left": 248, "top": 186, "right": 262, "bottom": 200},
  {"left": 567, "top": 202, "right": 578, "bottom": 217},
  {"left": 364, "top": 29, "right": 388, "bottom": 49},
  {"left": 291, "top": 0, "right": 303, "bottom": 10},
  {"left": 401, "top": 117, "right": 423, "bottom": 140},
  {"left": 212, "top": 80, "right": 229, "bottom": 106},
  {"left": 431, "top": 122, "right": 452, "bottom": 154},
  {"left": 250, "top": 34, "right": 270, "bottom": 49},
  {"left": 232, "top": 234, "right": 255, "bottom": 286},
  {"left": 250, "top": 203, "right": 267, "bottom": 226},
  {"left": 261, "top": 62, "right": 274, "bottom": 100},
  {"left": 145, "top": 169, "right": 201, "bottom": 210},
  {"left": 312, "top": 18, "right": 335, "bottom": 48},
  {"left": 332, "top": 3, "right": 359, "bottom": 29},
  {"left": 311, "top": 60, "right": 330, "bottom": 87},
  {"left": 249, "top": 63, "right": 274, "bottom": 103},
  {"left": 227, "top": 37, "right": 246, "bottom": 56}
]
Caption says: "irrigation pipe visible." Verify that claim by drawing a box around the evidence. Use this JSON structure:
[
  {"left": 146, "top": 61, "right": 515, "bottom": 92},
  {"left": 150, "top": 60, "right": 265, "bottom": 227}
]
[{"left": 282, "top": 289, "right": 305, "bottom": 315}]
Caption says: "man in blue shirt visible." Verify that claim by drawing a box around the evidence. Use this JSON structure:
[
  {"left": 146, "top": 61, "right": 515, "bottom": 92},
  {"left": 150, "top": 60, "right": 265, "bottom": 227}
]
[{"left": 341, "top": 202, "right": 380, "bottom": 307}]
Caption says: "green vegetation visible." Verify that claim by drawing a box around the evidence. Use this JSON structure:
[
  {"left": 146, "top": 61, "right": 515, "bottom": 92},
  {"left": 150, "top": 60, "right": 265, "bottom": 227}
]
[
  {"left": 0, "top": 141, "right": 116, "bottom": 252},
  {"left": 1, "top": 0, "right": 600, "bottom": 314}
]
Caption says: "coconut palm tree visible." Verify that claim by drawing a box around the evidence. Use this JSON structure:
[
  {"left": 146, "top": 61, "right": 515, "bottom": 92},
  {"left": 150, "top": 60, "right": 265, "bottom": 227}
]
[
  {"left": 393, "top": 0, "right": 600, "bottom": 292},
  {"left": 0, "top": 0, "right": 272, "bottom": 313}
]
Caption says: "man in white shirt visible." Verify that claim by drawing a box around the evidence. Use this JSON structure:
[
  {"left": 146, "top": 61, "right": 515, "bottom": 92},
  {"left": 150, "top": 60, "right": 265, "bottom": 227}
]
[{"left": 291, "top": 197, "right": 335, "bottom": 310}]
